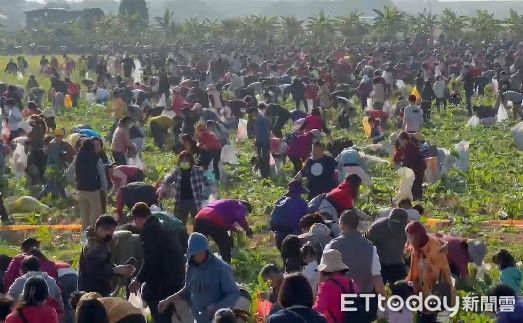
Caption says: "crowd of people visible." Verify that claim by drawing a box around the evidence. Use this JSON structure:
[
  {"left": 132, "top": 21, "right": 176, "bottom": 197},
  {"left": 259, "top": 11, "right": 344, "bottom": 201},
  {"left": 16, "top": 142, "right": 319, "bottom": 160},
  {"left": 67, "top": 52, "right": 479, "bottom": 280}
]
[{"left": 0, "top": 34, "right": 523, "bottom": 323}]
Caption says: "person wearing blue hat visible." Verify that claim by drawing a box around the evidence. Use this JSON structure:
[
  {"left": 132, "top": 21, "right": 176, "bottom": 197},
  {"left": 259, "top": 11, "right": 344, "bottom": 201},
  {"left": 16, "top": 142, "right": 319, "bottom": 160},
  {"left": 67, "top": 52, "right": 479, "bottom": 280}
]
[{"left": 158, "top": 233, "right": 240, "bottom": 323}]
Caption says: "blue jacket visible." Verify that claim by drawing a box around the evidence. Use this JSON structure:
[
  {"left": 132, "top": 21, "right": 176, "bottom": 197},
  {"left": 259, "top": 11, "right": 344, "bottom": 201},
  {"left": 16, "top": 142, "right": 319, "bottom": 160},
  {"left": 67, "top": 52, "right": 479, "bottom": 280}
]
[
  {"left": 255, "top": 114, "right": 272, "bottom": 148},
  {"left": 181, "top": 234, "right": 240, "bottom": 323}
]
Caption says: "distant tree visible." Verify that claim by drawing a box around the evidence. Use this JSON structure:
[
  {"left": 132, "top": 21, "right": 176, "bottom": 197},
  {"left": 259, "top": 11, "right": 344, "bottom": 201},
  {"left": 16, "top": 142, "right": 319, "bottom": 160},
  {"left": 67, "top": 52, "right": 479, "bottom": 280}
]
[
  {"left": 408, "top": 9, "right": 438, "bottom": 40},
  {"left": 155, "top": 8, "right": 175, "bottom": 40},
  {"left": 372, "top": 5, "right": 406, "bottom": 41},
  {"left": 307, "top": 10, "right": 336, "bottom": 43},
  {"left": 119, "top": 0, "right": 149, "bottom": 26},
  {"left": 468, "top": 9, "right": 500, "bottom": 41},
  {"left": 505, "top": 9, "right": 523, "bottom": 40},
  {"left": 337, "top": 10, "right": 369, "bottom": 42},
  {"left": 439, "top": 8, "right": 468, "bottom": 41},
  {"left": 280, "top": 16, "right": 304, "bottom": 44}
]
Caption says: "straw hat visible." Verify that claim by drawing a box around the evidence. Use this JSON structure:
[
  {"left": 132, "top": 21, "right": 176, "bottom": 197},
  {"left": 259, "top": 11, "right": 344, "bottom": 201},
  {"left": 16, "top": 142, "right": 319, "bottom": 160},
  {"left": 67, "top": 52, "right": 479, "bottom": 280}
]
[{"left": 317, "top": 249, "right": 348, "bottom": 273}]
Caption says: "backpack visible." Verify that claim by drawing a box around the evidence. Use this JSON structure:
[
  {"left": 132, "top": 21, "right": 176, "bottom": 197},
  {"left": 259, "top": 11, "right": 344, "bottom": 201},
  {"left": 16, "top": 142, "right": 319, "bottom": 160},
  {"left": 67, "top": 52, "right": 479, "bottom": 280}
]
[
  {"left": 270, "top": 196, "right": 293, "bottom": 233},
  {"left": 328, "top": 278, "right": 377, "bottom": 323}
]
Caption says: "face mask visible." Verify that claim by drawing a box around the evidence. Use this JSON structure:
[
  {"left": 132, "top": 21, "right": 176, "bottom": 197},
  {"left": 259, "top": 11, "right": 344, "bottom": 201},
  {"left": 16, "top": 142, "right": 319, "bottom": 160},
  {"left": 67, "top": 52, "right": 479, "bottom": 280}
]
[
  {"left": 180, "top": 162, "right": 191, "bottom": 170},
  {"left": 103, "top": 235, "right": 113, "bottom": 243}
]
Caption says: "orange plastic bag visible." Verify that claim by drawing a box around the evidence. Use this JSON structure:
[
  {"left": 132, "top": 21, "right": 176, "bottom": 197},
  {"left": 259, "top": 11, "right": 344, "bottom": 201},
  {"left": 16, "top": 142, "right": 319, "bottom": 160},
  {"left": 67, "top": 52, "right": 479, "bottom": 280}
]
[
  {"left": 256, "top": 299, "right": 273, "bottom": 320},
  {"left": 65, "top": 95, "right": 73, "bottom": 109},
  {"left": 0, "top": 224, "right": 82, "bottom": 232},
  {"left": 362, "top": 117, "right": 371, "bottom": 137},
  {"left": 424, "top": 157, "right": 440, "bottom": 184}
]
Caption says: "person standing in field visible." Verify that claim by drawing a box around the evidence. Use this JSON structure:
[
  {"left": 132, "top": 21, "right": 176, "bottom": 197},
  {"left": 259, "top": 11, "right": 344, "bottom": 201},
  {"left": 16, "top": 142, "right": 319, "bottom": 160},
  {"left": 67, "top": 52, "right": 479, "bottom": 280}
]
[{"left": 66, "top": 138, "right": 108, "bottom": 230}]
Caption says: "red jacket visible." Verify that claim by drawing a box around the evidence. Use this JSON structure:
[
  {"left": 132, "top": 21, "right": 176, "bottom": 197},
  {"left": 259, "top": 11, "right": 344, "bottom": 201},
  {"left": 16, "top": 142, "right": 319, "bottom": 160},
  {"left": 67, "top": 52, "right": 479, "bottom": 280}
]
[
  {"left": 303, "top": 115, "right": 324, "bottom": 133},
  {"left": 172, "top": 93, "right": 186, "bottom": 114},
  {"left": 314, "top": 276, "right": 359, "bottom": 323},
  {"left": 304, "top": 84, "right": 318, "bottom": 100},
  {"left": 3, "top": 254, "right": 58, "bottom": 290},
  {"left": 5, "top": 306, "right": 58, "bottom": 323},
  {"left": 197, "top": 130, "right": 221, "bottom": 151},
  {"left": 394, "top": 142, "right": 426, "bottom": 173},
  {"left": 326, "top": 181, "right": 354, "bottom": 213}
]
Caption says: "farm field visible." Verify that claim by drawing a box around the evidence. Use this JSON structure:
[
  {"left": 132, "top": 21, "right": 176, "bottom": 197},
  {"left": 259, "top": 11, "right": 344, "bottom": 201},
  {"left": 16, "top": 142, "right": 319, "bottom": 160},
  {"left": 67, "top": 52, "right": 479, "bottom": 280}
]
[{"left": 0, "top": 56, "right": 522, "bottom": 322}]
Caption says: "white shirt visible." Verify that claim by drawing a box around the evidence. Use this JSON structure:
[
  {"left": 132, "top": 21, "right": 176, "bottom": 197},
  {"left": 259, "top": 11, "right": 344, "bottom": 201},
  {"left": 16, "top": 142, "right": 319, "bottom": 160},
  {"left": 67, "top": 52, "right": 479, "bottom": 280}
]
[
  {"left": 371, "top": 246, "right": 381, "bottom": 276},
  {"left": 302, "top": 261, "right": 320, "bottom": 296},
  {"left": 403, "top": 105, "right": 424, "bottom": 133}
]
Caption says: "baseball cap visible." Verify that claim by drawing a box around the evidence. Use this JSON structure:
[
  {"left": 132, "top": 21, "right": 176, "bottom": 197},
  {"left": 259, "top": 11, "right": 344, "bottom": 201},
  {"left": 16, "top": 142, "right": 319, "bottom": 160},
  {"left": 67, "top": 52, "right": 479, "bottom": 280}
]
[{"left": 388, "top": 208, "right": 409, "bottom": 235}]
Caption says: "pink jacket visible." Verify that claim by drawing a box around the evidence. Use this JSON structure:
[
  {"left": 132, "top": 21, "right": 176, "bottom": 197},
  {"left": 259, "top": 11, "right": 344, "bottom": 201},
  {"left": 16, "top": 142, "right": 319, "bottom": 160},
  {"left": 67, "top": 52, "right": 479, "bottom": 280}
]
[
  {"left": 303, "top": 115, "right": 323, "bottom": 132},
  {"left": 313, "top": 276, "right": 359, "bottom": 323},
  {"left": 3, "top": 254, "right": 58, "bottom": 290}
]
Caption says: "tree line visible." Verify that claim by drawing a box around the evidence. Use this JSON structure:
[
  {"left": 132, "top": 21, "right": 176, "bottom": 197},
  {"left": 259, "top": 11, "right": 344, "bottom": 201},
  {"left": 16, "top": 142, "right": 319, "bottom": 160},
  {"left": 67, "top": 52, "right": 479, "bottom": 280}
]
[{"left": 5, "top": 3, "right": 523, "bottom": 52}]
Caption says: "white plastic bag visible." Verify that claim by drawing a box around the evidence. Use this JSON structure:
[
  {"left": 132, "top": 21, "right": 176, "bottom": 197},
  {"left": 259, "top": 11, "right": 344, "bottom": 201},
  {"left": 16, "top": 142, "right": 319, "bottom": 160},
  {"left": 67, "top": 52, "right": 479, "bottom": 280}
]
[
  {"left": 492, "top": 78, "right": 499, "bottom": 94},
  {"left": 497, "top": 104, "right": 509, "bottom": 123},
  {"left": 128, "top": 155, "right": 144, "bottom": 170},
  {"left": 220, "top": 143, "right": 239, "bottom": 165},
  {"left": 236, "top": 118, "right": 248, "bottom": 142},
  {"left": 383, "top": 101, "right": 392, "bottom": 114},
  {"left": 128, "top": 291, "right": 148, "bottom": 317},
  {"left": 512, "top": 121, "right": 523, "bottom": 150},
  {"left": 16, "top": 71, "right": 23, "bottom": 81},
  {"left": 467, "top": 115, "right": 480, "bottom": 127},
  {"left": 366, "top": 98, "right": 373, "bottom": 110},
  {"left": 10, "top": 142, "right": 27, "bottom": 178},
  {"left": 132, "top": 59, "right": 143, "bottom": 84},
  {"left": 395, "top": 167, "right": 415, "bottom": 202},
  {"left": 454, "top": 141, "right": 470, "bottom": 172},
  {"left": 85, "top": 93, "right": 96, "bottom": 105},
  {"left": 158, "top": 93, "right": 166, "bottom": 107},
  {"left": 437, "top": 148, "right": 453, "bottom": 177},
  {"left": 269, "top": 153, "right": 278, "bottom": 177}
]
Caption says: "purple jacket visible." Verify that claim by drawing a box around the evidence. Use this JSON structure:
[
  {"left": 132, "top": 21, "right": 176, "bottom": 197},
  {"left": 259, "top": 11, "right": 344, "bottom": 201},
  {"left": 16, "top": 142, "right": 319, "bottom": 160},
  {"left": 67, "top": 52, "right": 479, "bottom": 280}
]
[
  {"left": 497, "top": 297, "right": 523, "bottom": 323},
  {"left": 196, "top": 199, "right": 250, "bottom": 232}
]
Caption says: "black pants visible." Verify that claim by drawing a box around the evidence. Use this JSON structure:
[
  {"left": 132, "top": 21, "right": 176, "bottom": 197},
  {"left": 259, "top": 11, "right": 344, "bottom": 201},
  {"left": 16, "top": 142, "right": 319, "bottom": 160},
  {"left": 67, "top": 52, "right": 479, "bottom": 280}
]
[
  {"left": 256, "top": 144, "right": 270, "bottom": 178},
  {"left": 435, "top": 98, "right": 447, "bottom": 110},
  {"left": 421, "top": 101, "right": 432, "bottom": 121},
  {"left": 199, "top": 149, "right": 221, "bottom": 181},
  {"left": 147, "top": 299, "right": 173, "bottom": 323},
  {"left": 417, "top": 313, "right": 438, "bottom": 323},
  {"left": 272, "top": 116, "right": 289, "bottom": 138},
  {"left": 465, "top": 92, "right": 473, "bottom": 116},
  {"left": 116, "top": 314, "right": 146, "bottom": 323},
  {"left": 288, "top": 156, "right": 303, "bottom": 175},
  {"left": 113, "top": 151, "right": 127, "bottom": 166},
  {"left": 150, "top": 121, "right": 167, "bottom": 149},
  {"left": 194, "top": 218, "right": 233, "bottom": 263},
  {"left": 412, "top": 170, "right": 424, "bottom": 201},
  {"left": 0, "top": 193, "right": 9, "bottom": 223},
  {"left": 247, "top": 119, "right": 255, "bottom": 139},
  {"left": 294, "top": 97, "right": 308, "bottom": 110},
  {"left": 381, "top": 263, "right": 407, "bottom": 285},
  {"left": 175, "top": 199, "right": 198, "bottom": 225}
]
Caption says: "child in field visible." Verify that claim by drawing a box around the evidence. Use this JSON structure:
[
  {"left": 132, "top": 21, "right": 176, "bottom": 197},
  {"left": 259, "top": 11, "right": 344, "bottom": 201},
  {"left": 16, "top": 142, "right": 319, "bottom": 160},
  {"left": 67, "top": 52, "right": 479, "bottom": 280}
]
[
  {"left": 386, "top": 281, "right": 414, "bottom": 323},
  {"left": 492, "top": 249, "right": 522, "bottom": 295},
  {"left": 300, "top": 245, "right": 320, "bottom": 296}
]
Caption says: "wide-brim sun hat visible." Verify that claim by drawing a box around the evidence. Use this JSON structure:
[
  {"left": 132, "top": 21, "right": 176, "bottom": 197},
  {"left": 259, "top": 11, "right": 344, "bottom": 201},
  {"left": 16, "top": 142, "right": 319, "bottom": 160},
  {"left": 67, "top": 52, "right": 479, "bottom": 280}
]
[{"left": 317, "top": 249, "right": 348, "bottom": 273}]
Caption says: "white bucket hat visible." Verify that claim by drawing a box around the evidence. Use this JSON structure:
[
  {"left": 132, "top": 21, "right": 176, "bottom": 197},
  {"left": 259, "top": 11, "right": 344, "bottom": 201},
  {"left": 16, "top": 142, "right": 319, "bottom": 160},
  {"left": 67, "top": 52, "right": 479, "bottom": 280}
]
[{"left": 317, "top": 249, "right": 348, "bottom": 273}]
